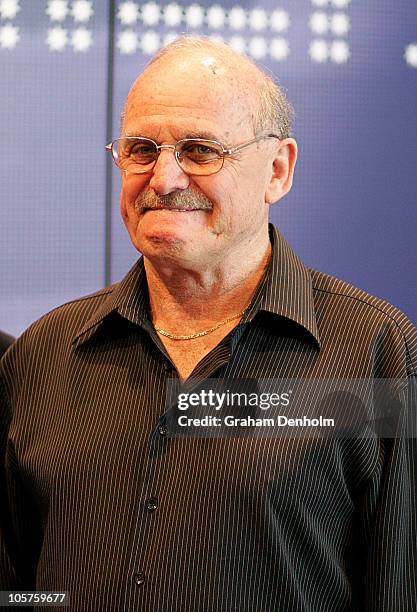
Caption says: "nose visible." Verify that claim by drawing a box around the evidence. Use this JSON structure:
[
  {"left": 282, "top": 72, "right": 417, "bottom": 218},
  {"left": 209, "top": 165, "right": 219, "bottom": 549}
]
[{"left": 148, "top": 148, "right": 190, "bottom": 195}]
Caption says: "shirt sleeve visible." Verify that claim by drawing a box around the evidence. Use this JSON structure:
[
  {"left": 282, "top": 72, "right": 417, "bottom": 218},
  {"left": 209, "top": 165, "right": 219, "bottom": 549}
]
[
  {"left": 361, "top": 379, "right": 417, "bottom": 611},
  {"left": 0, "top": 346, "right": 38, "bottom": 590}
]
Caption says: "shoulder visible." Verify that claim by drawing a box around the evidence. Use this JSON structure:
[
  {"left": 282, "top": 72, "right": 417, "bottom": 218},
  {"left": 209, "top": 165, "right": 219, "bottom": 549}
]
[
  {"left": 0, "top": 330, "right": 14, "bottom": 358},
  {"left": 22, "top": 285, "right": 116, "bottom": 343},
  {"left": 0, "top": 284, "right": 117, "bottom": 391},
  {"left": 310, "top": 268, "right": 417, "bottom": 375}
]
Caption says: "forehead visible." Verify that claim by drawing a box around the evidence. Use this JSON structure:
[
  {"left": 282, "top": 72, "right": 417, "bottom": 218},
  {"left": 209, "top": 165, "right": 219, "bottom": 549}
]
[{"left": 123, "top": 53, "right": 257, "bottom": 142}]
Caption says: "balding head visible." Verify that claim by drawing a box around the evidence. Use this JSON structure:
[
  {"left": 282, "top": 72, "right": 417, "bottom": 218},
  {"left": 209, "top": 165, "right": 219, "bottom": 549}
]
[{"left": 122, "top": 36, "right": 293, "bottom": 140}]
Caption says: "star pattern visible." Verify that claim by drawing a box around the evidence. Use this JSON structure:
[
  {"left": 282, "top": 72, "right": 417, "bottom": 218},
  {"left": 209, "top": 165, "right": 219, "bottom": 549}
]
[
  {"left": 117, "top": 1, "right": 139, "bottom": 25},
  {"left": 163, "top": 3, "right": 182, "bottom": 27},
  {"left": 249, "top": 8, "right": 267, "bottom": 32},
  {"left": 331, "top": 13, "right": 349, "bottom": 36},
  {"left": 229, "top": 35, "right": 245, "bottom": 52},
  {"left": 71, "top": 1, "right": 93, "bottom": 23},
  {"left": 0, "top": 0, "right": 20, "bottom": 20},
  {"left": 141, "top": 30, "right": 160, "bottom": 54},
  {"left": 0, "top": 1, "right": 356, "bottom": 65},
  {"left": 270, "top": 10, "right": 289, "bottom": 33},
  {"left": 117, "top": 29, "right": 138, "bottom": 54},
  {"left": 310, "top": 12, "right": 328, "bottom": 35},
  {"left": 309, "top": 39, "right": 328, "bottom": 62},
  {"left": 163, "top": 31, "right": 178, "bottom": 46},
  {"left": 112, "top": 3, "right": 294, "bottom": 63},
  {"left": 248, "top": 36, "right": 266, "bottom": 59},
  {"left": 270, "top": 37, "right": 289, "bottom": 61},
  {"left": 332, "top": 0, "right": 350, "bottom": 7},
  {"left": 185, "top": 4, "right": 204, "bottom": 28},
  {"left": 330, "top": 39, "right": 349, "bottom": 62},
  {"left": 112, "top": 3, "right": 294, "bottom": 62},
  {"left": 228, "top": 7, "right": 246, "bottom": 30},
  {"left": 142, "top": 3, "right": 160, "bottom": 26},
  {"left": 404, "top": 43, "right": 417, "bottom": 68},
  {"left": 206, "top": 5, "right": 225, "bottom": 29},
  {"left": 0, "top": 23, "right": 19, "bottom": 48},
  {"left": 71, "top": 26, "right": 92, "bottom": 51},
  {"left": 46, "top": 26, "right": 68, "bottom": 51},
  {"left": 46, "top": 0, "right": 68, "bottom": 22}
]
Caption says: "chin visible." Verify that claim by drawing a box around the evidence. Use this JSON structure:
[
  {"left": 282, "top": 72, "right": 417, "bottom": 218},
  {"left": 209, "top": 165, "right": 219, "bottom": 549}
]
[
  {"left": 136, "top": 227, "right": 188, "bottom": 259},
  {"left": 136, "top": 211, "right": 200, "bottom": 249}
]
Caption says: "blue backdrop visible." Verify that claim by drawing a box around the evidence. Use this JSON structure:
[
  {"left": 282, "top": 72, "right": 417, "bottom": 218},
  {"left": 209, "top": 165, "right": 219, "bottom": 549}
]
[{"left": 1, "top": 0, "right": 416, "bottom": 336}]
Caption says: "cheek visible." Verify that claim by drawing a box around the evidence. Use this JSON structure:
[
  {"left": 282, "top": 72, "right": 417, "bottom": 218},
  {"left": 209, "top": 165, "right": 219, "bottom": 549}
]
[{"left": 120, "top": 175, "right": 147, "bottom": 222}]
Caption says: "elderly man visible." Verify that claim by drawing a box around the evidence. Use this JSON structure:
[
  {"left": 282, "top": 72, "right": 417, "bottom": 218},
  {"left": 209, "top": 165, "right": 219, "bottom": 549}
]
[{"left": 1, "top": 37, "right": 416, "bottom": 611}]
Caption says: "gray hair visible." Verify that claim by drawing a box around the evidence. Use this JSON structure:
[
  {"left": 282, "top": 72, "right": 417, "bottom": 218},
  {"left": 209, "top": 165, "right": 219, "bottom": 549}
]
[{"left": 122, "top": 36, "right": 294, "bottom": 139}]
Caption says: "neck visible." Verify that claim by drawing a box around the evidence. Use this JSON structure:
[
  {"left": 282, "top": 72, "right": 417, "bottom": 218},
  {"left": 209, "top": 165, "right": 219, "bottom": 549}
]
[{"left": 145, "top": 232, "right": 272, "bottom": 334}]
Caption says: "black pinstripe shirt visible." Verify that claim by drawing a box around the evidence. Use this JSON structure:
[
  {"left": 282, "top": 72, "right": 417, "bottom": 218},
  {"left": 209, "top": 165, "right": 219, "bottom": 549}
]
[{"left": 1, "top": 225, "right": 416, "bottom": 611}]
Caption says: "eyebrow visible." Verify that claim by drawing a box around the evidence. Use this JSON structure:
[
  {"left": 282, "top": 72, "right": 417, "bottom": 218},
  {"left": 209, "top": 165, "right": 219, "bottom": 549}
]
[
  {"left": 123, "top": 130, "right": 226, "bottom": 143},
  {"left": 183, "top": 131, "right": 225, "bottom": 142}
]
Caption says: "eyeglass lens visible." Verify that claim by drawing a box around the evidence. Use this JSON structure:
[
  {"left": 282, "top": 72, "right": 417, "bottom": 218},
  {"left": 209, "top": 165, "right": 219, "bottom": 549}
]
[{"left": 113, "top": 138, "right": 224, "bottom": 175}]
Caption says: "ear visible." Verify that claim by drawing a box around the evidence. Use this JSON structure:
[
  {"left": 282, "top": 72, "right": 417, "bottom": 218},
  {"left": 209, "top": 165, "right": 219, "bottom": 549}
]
[{"left": 265, "top": 138, "right": 298, "bottom": 204}]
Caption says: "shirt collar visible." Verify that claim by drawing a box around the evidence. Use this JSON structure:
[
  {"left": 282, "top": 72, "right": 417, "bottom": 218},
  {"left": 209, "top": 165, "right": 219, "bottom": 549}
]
[
  {"left": 252, "top": 224, "right": 320, "bottom": 347},
  {"left": 73, "top": 223, "right": 320, "bottom": 348},
  {"left": 72, "top": 258, "right": 149, "bottom": 347}
]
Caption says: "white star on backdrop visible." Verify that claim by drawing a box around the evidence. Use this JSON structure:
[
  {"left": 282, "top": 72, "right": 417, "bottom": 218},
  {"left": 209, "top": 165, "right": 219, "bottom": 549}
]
[
  {"left": 0, "top": 0, "right": 20, "bottom": 20},
  {"left": 332, "top": 0, "right": 350, "bottom": 7},
  {"left": 46, "top": 26, "right": 68, "bottom": 50},
  {"left": 228, "top": 7, "right": 246, "bottom": 30},
  {"left": 330, "top": 40, "right": 349, "bottom": 63},
  {"left": 163, "top": 3, "right": 182, "bottom": 27},
  {"left": 311, "top": 0, "right": 328, "bottom": 7},
  {"left": 270, "top": 37, "right": 289, "bottom": 61},
  {"left": 309, "top": 12, "right": 328, "bottom": 35},
  {"left": 206, "top": 5, "right": 225, "bottom": 29},
  {"left": 117, "top": 29, "right": 137, "bottom": 53},
  {"left": 309, "top": 39, "right": 328, "bottom": 62},
  {"left": 208, "top": 33, "right": 223, "bottom": 43},
  {"left": 141, "top": 30, "right": 160, "bottom": 54},
  {"left": 331, "top": 13, "right": 350, "bottom": 36},
  {"left": 0, "top": 23, "right": 19, "bottom": 48},
  {"left": 142, "top": 3, "right": 160, "bottom": 26},
  {"left": 248, "top": 36, "right": 267, "bottom": 59},
  {"left": 270, "top": 10, "right": 289, "bottom": 33},
  {"left": 229, "top": 35, "right": 245, "bottom": 52},
  {"left": 117, "top": 1, "right": 139, "bottom": 26},
  {"left": 71, "top": 1, "right": 93, "bottom": 23},
  {"left": 71, "top": 26, "right": 92, "bottom": 50},
  {"left": 249, "top": 8, "right": 267, "bottom": 32},
  {"left": 404, "top": 43, "right": 417, "bottom": 68},
  {"left": 163, "top": 31, "right": 178, "bottom": 46},
  {"left": 185, "top": 4, "right": 204, "bottom": 28},
  {"left": 46, "top": 0, "right": 68, "bottom": 22}
]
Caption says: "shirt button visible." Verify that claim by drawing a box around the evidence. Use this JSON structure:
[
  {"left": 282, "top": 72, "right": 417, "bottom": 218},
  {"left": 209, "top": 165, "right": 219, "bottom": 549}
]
[
  {"left": 158, "top": 424, "right": 167, "bottom": 436},
  {"left": 145, "top": 497, "right": 158, "bottom": 511},
  {"left": 134, "top": 572, "right": 145, "bottom": 586}
]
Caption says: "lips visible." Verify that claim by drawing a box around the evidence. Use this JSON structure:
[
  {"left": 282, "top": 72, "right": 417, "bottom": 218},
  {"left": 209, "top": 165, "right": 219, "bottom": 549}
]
[{"left": 143, "top": 206, "right": 203, "bottom": 212}]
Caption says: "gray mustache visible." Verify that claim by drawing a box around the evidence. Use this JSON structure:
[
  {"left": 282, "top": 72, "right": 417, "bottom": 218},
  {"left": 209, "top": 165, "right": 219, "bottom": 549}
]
[{"left": 135, "top": 189, "right": 213, "bottom": 212}]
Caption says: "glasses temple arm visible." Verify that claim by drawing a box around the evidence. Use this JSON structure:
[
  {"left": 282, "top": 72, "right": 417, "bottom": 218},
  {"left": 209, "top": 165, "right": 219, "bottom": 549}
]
[{"left": 225, "top": 134, "right": 280, "bottom": 156}]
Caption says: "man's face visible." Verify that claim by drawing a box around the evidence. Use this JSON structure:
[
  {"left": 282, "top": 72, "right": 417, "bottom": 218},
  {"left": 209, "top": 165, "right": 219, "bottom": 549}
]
[{"left": 120, "top": 53, "right": 281, "bottom": 269}]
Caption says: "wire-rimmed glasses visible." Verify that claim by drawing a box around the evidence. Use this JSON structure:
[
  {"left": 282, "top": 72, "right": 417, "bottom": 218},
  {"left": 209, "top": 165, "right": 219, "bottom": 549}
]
[{"left": 106, "top": 134, "right": 280, "bottom": 176}]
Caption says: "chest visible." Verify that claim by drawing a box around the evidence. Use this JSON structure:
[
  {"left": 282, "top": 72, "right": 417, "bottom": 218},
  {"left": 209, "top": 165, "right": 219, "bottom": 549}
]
[{"left": 158, "top": 320, "right": 238, "bottom": 380}]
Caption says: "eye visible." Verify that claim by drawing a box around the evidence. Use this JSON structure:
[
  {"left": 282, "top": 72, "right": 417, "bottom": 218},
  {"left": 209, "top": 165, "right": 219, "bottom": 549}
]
[
  {"left": 180, "top": 141, "right": 222, "bottom": 163},
  {"left": 126, "top": 141, "right": 157, "bottom": 163}
]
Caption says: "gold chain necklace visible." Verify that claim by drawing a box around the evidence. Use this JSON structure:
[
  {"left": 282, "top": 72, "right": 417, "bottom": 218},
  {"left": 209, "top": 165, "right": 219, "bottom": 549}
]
[{"left": 153, "top": 309, "right": 247, "bottom": 340}]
